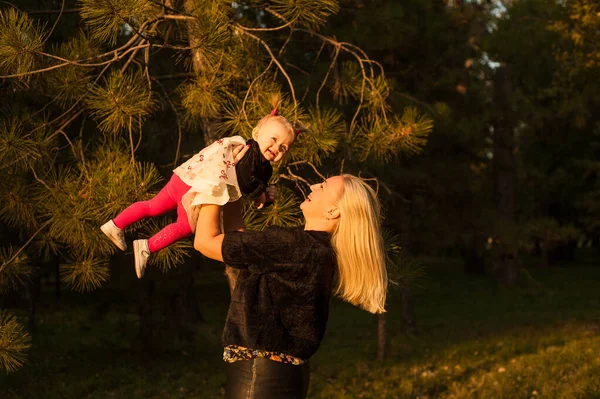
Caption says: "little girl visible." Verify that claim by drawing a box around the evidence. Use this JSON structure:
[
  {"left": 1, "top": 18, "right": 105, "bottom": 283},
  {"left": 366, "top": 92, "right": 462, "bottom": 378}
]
[{"left": 100, "top": 109, "right": 296, "bottom": 278}]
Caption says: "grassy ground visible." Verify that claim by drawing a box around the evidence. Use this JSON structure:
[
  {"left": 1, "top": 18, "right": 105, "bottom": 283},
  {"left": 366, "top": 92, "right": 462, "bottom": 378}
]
[{"left": 2, "top": 256, "right": 600, "bottom": 399}]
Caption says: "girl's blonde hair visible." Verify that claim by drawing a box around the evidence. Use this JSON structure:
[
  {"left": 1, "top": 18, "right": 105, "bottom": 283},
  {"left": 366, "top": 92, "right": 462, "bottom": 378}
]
[
  {"left": 331, "top": 174, "right": 388, "bottom": 314},
  {"left": 251, "top": 113, "right": 295, "bottom": 141}
]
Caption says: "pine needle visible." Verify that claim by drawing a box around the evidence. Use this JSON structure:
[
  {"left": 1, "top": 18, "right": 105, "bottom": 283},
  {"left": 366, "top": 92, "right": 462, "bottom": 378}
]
[
  {"left": 0, "top": 174, "right": 39, "bottom": 231},
  {"left": 0, "top": 311, "right": 31, "bottom": 374},
  {"left": 45, "top": 33, "right": 98, "bottom": 106},
  {"left": 0, "top": 8, "right": 44, "bottom": 81},
  {"left": 0, "top": 246, "right": 32, "bottom": 294},
  {"left": 0, "top": 118, "right": 42, "bottom": 173},
  {"left": 289, "top": 107, "right": 344, "bottom": 165},
  {"left": 270, "top": 0, "right": 340, "bottom": 30},
  {"left": 79, "top": 0, "right": 160, "bottom": 45},
  {"left": 180, "top": 72, "right": 231, "bottom": 120},
  {"left": 87, "top": 70, "right": 157, "bottom": 134},
  {"left": 244, "top": 187, "right": 303, "bottom": 231},
  {"left": 60, "top": 256, "right": 110, "bottom": 292}
]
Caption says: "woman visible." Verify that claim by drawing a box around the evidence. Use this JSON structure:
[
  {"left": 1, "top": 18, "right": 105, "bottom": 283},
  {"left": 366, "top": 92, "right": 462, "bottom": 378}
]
[{"left": 194, "top": 174, "right": 388, "bottom": 399}]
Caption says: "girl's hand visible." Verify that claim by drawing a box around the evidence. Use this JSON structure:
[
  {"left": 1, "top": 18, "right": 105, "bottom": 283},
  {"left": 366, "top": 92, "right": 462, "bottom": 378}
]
[
  {"left": 232, "top": 143, "right": 250, "bottom": 165},
  {"left": 254, "top": 185, "right": 277, "bottom": 209}
]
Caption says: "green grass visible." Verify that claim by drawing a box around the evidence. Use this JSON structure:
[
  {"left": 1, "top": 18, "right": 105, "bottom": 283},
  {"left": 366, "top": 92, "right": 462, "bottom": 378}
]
[{"left": 2, "top": 259, "right": 600, "bottom": 398}]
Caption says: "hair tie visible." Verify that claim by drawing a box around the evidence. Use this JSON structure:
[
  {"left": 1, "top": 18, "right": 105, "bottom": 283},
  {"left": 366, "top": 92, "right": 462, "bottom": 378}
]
[
  {"left": 270, "top": 109, "right": 278, "bottom": 116},
  {"left": 295, "top": 129, "right": 302, "bottom": 136}
]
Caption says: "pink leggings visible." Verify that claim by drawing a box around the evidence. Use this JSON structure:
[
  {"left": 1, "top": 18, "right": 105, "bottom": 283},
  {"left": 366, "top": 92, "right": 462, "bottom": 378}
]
[{"left": 113, "top": 174, "right": 193, "bottom": 253}]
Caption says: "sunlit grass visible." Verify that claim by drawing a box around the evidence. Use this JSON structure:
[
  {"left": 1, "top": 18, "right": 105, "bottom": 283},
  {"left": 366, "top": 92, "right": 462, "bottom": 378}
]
[{"left": 1, "top": 258, "right": 599, "bottom": 398}]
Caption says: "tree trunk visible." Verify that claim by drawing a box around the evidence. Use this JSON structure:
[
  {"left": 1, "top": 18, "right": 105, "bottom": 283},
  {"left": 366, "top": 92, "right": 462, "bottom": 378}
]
[
  {"left": 377, "top": 313, "right": 386, "bottom": 361},
  {"left": 398, "top": 194, "right": 411, "bottom": 254},
  {"left": 540, "top": 242, "right": 549, "bottom": 268},
  {"left": 463, "top": 234, "right": 486, "bottom": 275},
  {"left": 550, "top": 240, "right": 577, "bottom": 265},
  {"left": 26, "top": 269, "right": 41, "bottom": 333},
  {"left": 492, "top": 65, "right": 519, "bottom": 286},
  {"left": 399, "top": 286, "right": 417, "bottom": 334},
  {"left": 54, "top": 255, "right": 61, "bottom": 301},
  {"left": 138, "top": 279, "right": 156, "bottom": 350},
  {"left": 183, "top": 0, "right": 221, "bottom": 144}
]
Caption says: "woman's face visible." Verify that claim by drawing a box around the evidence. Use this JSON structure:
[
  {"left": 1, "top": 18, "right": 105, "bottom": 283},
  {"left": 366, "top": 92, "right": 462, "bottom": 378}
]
[{"left": 300, "top": 176, "right": 345, "bottom": 221}]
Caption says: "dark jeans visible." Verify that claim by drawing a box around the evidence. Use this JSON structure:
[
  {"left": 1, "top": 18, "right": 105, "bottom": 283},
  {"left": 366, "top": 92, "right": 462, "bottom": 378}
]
[{"left": 224, "top": 358, "right": 310, "bottom": 399}]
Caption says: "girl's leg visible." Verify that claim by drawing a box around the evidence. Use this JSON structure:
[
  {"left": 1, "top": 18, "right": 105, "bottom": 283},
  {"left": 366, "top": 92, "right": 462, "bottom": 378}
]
[
  {"left": 113, "top": 174, "right": 190, "bottom": 230},
  {"left": 113, "top": 174, "right": 184, "bottom": 229},
  {"left": 146, "top": 176, "right": 193, "bottom": 253},
  {"left": 146, "top": 215, "right": 192, "bottom": 253}
]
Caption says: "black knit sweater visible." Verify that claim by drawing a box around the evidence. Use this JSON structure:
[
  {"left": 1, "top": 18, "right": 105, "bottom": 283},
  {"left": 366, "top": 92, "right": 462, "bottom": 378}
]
[{"left": 221, "top": 226, "right": 336, "bottom": 359}]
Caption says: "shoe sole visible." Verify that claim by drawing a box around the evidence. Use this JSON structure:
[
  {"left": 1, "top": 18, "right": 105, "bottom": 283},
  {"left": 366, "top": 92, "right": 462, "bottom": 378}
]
[
  {"left": 133, "top": 240, "right": 146, "bottom": 279},
  {"left": 100, "top": 224, "right": 127, "bottom": 251}
]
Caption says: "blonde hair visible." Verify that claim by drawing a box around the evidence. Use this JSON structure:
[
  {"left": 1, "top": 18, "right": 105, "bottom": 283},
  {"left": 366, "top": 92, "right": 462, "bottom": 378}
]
[
  {"left": 252, "top": 113, "right": 296, "bottom": 143},
  {"left": 331, "top": 174, "right": 388, "bottom": 314}
]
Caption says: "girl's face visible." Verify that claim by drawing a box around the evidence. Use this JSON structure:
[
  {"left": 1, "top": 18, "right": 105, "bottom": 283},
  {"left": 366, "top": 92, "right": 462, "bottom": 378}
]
[{"left": 253, "top": 119, "right": 295, "bottom": 163}]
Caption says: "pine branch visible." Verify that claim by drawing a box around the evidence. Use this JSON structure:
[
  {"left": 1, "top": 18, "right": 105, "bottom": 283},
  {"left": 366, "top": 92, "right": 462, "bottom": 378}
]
[
  {"left": 244, "top": 188, "right": 303, "bottom": 230},
  {"left": 86, "top": 70, "right": 156, "bottom": 134},
  {"left": 60, "top": 256, "right": 110, "bottom": 292},
  {"left": 0, "top": 8, "right": 45, "bottom": 81},
  {"left": 268, "top": 0, "right": 339, "bottom": 31},
  {"left": 316, "top": 45, "right": 340, "bottom": 109},
  {"left": 42, "top": 0, "right": 66, "bottom": 44},
  {"left": 0, "top": 245, "right": 32, "bottom": 294},
  {"left": 0, "top": 15, "right": 157, "bottom": 79},
  {"left": 79, "top": 0, "right": 160, "bottom": 45},
  {"left": 0, "top": 221, "right": 50, "bottom": 275},
  {"left": 0, "top": 311, "right": 31, "bottom": 374},
  {"left": 0, "top": 175, "right": 38, "bottom": 231},
  {"left": 234, "top": 28, "right": 298, "bottom": 122}
]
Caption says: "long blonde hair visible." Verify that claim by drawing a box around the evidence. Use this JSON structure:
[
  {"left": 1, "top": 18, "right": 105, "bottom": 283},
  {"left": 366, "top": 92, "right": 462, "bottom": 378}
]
[{"left": 331, "top": 174, "right": 388, "bottom": 314}]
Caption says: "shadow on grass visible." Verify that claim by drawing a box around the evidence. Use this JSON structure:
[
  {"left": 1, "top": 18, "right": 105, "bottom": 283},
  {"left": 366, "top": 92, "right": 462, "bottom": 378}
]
[{"left": 2, "top": 258, "right": 600, "bottom": 398}]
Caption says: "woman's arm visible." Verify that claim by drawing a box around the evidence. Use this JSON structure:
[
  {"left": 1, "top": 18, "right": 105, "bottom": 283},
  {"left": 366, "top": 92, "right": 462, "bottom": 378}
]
[
  {"left": 194, "top": 204, "right": 225, "bottom": 262},
  {"left": 223, "top": 200, "right": 246, "bottom": 233},
  {"left": 194, "top": 143, "right": 251, "bottom": 260}
]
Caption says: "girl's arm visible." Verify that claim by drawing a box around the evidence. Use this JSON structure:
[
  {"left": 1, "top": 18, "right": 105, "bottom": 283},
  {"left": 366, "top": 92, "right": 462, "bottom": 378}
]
[{"left": 194, "top": 204, "right": 225, "bottom": 262}]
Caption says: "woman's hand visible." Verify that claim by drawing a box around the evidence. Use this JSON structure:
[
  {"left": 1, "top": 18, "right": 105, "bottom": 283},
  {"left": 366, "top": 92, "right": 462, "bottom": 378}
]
[
  {"left": 233, "top": 143, "right": 250, "bottom": 165},
  {"left": 254, "top": 185, "right": 277, "bottom": 209}
]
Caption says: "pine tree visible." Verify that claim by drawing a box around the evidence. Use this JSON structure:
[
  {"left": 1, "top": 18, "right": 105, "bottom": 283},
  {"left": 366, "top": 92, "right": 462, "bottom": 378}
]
[{"left": 0, "top": 0, "right": 433, "bottom": 372}]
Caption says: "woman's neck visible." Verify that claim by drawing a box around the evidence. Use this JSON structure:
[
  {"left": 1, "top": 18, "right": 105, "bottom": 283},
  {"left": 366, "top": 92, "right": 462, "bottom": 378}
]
[{"left": 304, "top": 219, "right": 335, "bottom": 233}]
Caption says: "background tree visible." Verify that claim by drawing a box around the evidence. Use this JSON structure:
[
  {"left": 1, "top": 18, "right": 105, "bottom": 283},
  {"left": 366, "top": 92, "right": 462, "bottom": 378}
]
[{"left": 0, "top": 0, "right": 433, "bottom": 372}]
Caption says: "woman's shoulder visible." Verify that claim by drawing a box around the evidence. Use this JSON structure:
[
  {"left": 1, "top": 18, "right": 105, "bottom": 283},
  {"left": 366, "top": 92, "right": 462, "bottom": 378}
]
[
  {"left": 266, "top": 226, "right": 331, "bottom": 245},
  {"left": 223, "top": 226, "right": 333, "bottom": 266}
]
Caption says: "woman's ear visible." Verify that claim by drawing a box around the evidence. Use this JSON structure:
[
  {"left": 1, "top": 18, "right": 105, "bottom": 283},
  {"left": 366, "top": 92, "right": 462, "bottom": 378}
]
[{"left": 326, "top": 207, "right": 340, "bottom": 220}]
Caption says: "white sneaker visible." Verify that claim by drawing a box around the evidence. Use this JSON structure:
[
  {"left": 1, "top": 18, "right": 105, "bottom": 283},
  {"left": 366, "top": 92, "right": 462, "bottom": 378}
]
[
  {"left": 133, "top": 239, "right": 151, "bottom": 279},
  {"left": 100, "top": 220, "right": 127, "bottom": 251}
]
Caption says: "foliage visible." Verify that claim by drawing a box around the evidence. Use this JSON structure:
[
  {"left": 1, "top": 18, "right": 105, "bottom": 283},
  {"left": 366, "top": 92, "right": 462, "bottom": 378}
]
[
  {"left": 0, "top": 8, "right": 44, "bottom": 82},
  {"left": 0, "top": 3, "right": 434, "bottom": 376},
  {"left": 87, "top": 70, "right": 157, "bottom": 135},
  {"left": 0, "top": 311, "right": 31, "bottom": 374},
  {"left": 0, "top": 246, "right": 32, "bottom": 294},
  {"left": 79, "top": 0, "right": 161, "bottom": 45}
]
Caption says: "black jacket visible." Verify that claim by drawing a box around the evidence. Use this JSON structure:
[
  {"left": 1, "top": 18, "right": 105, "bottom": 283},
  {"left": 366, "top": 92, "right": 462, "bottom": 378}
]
[{"left": 221, "top": 227, "right": 336, "bottom": 359}]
